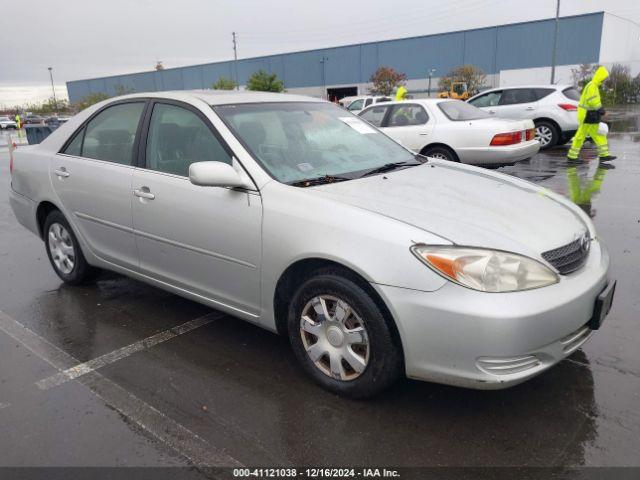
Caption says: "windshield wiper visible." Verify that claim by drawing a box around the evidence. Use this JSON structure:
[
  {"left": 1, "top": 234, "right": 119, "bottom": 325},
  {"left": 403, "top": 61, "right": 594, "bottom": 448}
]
[
  {"left": 359, "top": 160, "right": 423, "bottom": 178},
  {"left": 289, "top": 174, "right": 352, "bottom": 188}
]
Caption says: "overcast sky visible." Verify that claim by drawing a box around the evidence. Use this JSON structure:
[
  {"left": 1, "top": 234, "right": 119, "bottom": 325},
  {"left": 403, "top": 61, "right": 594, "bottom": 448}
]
[{"left": 1, "top": 0, "right": 639, "bottom": 107}]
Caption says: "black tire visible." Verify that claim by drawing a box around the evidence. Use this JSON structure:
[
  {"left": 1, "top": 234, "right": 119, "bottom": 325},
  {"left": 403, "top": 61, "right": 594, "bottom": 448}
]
[
  {"left": 43, "top": 210, "right": 98, "bottom": 285},
  {"left": 421, "top": 145, "right": 458, "bottom": 162},
  {"left": 534, "top": 120, "right": 559, "bottom": 149},
  {"left": 287, "top": 269, "right": 403, "bottom": 398}
]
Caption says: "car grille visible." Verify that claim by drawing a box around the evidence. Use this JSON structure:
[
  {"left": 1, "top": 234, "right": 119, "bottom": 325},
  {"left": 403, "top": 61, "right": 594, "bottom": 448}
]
[{"left": 542, "top": 236, "right": 590, "bottom": 274}]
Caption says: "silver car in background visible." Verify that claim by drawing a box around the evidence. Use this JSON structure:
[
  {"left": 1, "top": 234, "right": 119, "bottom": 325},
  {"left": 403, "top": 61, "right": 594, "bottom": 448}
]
[{"left": 9, "top": 91, "right": 615, "bottom": 397}]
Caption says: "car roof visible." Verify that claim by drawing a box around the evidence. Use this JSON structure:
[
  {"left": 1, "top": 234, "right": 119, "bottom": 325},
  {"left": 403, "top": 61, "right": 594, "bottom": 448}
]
[
  {"left": 473, "top": 84, "right": 573, "bottom": 94},
  {"left": 361, "top": 98, "right": 449, "bottom": 108},
  {"left": 112, "top": 90, "right": 325, "bottom": 105}
]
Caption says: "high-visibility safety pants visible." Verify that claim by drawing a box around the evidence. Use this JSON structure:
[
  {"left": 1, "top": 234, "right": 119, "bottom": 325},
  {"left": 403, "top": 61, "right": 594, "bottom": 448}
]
[{"left": 567, "top": 123, "right": 609, "bottom": 160}]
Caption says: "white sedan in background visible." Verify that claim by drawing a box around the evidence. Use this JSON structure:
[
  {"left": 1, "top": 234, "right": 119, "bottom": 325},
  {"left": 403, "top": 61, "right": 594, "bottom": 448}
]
[{"left": 359, "top": 99, "right": 540, "bottom": 166}]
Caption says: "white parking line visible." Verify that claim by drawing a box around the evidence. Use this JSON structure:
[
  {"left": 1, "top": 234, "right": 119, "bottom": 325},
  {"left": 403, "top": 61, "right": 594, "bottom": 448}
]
[
  {"left": 0, "top": 402, "right": 10, "bottom": 410},
  {"left": 0, "top": 309, "right": 241, "bottom": 467},
  {"left": 36, "top": 313, "right": 219, "bottom": 390}
]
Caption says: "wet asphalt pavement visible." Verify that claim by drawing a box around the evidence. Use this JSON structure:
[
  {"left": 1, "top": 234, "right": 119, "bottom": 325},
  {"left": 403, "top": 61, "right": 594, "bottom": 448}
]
[{"left": 0, "top": 118, "right": 639, "bottom": 473}]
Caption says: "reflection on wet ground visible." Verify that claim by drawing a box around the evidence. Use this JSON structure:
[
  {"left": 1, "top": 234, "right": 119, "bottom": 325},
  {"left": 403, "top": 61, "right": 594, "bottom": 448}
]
[{"left": 0, "top": 112, "right": 639, "bottom": 468}]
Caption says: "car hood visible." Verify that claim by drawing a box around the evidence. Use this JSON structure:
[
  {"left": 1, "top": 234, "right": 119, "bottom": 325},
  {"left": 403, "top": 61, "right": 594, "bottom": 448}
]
[{"left": 309, "top": 161, "right": 588, "bottom": 257}]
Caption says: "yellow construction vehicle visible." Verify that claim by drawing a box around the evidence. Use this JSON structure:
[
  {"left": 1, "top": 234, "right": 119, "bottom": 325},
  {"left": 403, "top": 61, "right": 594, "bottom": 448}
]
[{"left": 438, "top": 81, "right": 470, "bottom": 100}]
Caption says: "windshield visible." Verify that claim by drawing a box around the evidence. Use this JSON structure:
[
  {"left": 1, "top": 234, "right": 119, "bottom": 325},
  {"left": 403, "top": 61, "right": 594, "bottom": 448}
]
[
  {"left": 438, "top": 100, "right": 490, "bottom": 121},
  {"left": 214, "top": 102, "right": 415, "bottom": 184}
]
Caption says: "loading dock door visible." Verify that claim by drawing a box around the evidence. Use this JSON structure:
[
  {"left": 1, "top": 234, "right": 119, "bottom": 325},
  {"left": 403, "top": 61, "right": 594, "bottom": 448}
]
[{"left": 327, "top": 86, "right": 358, "bottom": 102}]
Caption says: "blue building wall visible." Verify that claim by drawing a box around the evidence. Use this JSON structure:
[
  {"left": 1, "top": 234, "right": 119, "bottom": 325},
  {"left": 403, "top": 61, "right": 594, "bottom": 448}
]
[{"left": 67, "top": 12, "right": 603, "bottom": 102}]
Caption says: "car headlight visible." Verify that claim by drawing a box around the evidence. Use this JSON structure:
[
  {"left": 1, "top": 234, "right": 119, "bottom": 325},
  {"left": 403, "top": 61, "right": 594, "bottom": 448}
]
[{"left": 411, "top": 245, "right": 559, "bottom": 292}]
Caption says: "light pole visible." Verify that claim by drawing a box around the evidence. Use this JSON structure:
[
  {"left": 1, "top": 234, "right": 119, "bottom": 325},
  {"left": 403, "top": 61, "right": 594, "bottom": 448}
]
[
  {"left": 232, "top": 32, "right": 239, "bottom": 90},
  {"left": 427, "top": 68, "right": 436, "bottom": 97},
  {"left": 48, "top": 67, "right": 58, "bottom": 113},
  {"left": 550, "top": 0, "right": 560, "bottom": 84}
]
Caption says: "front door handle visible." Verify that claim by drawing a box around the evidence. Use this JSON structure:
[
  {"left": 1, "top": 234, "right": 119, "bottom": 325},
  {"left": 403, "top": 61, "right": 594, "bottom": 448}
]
[
  {"left": 488, "top": 110, "right": 496, "bottom": 114},
  {"left": 54, "top": 168, "right": 70, "bottom": 178},
  {"left": 133, "top": 188, "right": 155, "bottom": 200}
]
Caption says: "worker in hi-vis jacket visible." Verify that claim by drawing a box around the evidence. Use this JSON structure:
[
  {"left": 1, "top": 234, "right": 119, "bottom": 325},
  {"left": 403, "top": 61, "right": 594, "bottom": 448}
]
[{"left": 567, "top": 66, "right": 616, "bottom": 163}]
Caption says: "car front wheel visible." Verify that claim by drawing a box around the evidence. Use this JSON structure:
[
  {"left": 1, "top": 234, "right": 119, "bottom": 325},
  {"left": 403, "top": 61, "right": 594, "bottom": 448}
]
[
  {"left": 287, "top": 270, "right": 403, "bottom": 398},
  {"left": 421, "top": 145, "right": 457, "bottom": 162}
]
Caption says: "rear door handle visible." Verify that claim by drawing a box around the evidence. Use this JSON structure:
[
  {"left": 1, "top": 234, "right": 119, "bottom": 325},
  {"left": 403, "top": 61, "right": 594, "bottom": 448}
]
[
  {"left": 488, "top": 110, "right": 496, "bottom": 114},
  {"left": 526, "top": 106, "right": 535, "bottom": 111},
  {"left": 54, "top": 168, "right": 70, "bottom": 178},
  {"left": 133, "top": 188, "right": 155, "bottom": 200}
]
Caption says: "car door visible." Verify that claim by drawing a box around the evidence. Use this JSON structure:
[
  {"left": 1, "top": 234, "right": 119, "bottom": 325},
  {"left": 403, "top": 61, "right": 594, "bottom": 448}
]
[
  {"left": 52, "top": 101, "right": 146, "bottom": 269},
  {"left": 131, "top": 100, "right": 262, "bottom": 316},
  {"left": 494, "top": 88, "right": 539, "bottom": 120},
  {"left": 379, "top": 103, "right": 433, "bottom": 151}
]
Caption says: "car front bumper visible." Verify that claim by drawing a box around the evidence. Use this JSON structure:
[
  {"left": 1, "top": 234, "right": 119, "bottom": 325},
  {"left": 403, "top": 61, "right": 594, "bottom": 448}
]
[
  {"left": 373, "top": 239, "right": 610, "bottom": 389},
  {"left": 456, "top": 140, "right": 541, "bottom": 165}
]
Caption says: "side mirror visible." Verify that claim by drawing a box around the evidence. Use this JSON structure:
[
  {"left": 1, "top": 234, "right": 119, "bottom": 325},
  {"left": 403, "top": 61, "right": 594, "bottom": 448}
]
[{"left": 189, "top": 161, "right": 252, "bottom": 189}]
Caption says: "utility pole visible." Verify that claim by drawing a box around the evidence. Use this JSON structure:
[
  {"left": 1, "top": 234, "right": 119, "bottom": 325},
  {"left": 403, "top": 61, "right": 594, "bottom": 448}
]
[
  {"left": 232, "top": 31, "right": 239, "bottom": 90},
  {"left": 320, "top": 56, "right": 328, "bottom": 99},
  {"left": 550, "top": 0, "right": 560, "bottom": 84},
  {"left": 47, "top": 67, "right": 58, "bottom": 113}
]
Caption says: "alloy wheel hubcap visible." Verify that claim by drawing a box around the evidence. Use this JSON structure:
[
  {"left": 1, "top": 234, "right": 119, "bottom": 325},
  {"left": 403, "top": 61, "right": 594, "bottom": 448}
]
[
  {"left": 300, "top": 295, "right": 370, "bottom": 381},
  {"left": 536, "top": 126, "right": 553, "bottom": 146},
  {"left": 429, "top": 152, "right": 449, "bottom": 161},
  {"left": 48, "top": 223, "right": 75, "bottom": 274}
]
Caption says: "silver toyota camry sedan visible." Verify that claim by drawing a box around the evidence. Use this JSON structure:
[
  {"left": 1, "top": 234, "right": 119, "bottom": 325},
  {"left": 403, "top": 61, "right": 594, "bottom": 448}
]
[{"left": 9, "top": 91, "right": 615, "bottom": 397}]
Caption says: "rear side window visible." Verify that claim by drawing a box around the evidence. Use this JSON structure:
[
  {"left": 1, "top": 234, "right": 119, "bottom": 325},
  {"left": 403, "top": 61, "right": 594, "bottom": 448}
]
[
  {"left": 63, "top": 128, "right": 84, "bottom": 156},
  {"left": 359, "top": 105, "right": 388, "bottom": 127},
  {"left": 534, "top": 88, "right": 555, "bottom": 100},
  {"left": 81, "top": 102, "right": 145, "bottom": 165},
  {"left": 499, "top": 88, "right": 537, "bottom": 105},
  {"left": 469, "top": 91, "right": 502, "bottom": 107},
  {"left": 388, "top": 104, "right": 429, "bottom": 127},
  {"left": 438, "top": 101, "right": 490, "bottom": 121},
  {"left": 563, "top": 87, "right": 581, "bottom": 101}
]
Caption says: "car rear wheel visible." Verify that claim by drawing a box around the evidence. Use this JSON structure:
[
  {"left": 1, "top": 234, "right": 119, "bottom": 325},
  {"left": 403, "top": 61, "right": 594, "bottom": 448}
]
[
  {"left": 534, "top": 121, "right": 559, "bottom": 149},
  {"left": 421, "top": 145, "right": 457, "bottom": 162},
  {"left": 287, "top": 270, "right": 402, "bottom": 398},
  {"left": 44, "top": 210, "right": 97, "bottom": 285}
]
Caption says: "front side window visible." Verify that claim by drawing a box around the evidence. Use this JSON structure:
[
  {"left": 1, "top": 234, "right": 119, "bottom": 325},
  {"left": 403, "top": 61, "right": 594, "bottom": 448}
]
[
  {"left": 469, "top": 91, "right": 502, "bottom": 107},
  {"left": 145, "top": 103, "right": 231, "bottom": 177},
  {"left": 359, "top": 105, "right": 388, "bottom": 127},
  {"left": 438, "top": 100, "right": 490, "bottom": 121},
  {"left": 364, "top": 98, "right": 373, "bottom": 107},
  {"left": 347, "top": 99, "right": 364, "bottom": 111},
  {"left": 215, "top": 102, "right": 415, "bottom": 184},
  {"left": 82, "top": 102, "right": 145, "bottom": 165},
  {"left": 388, "top": 104, "right": 429, "bottom": 127}
]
